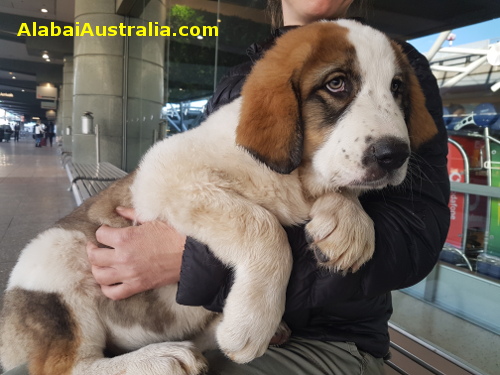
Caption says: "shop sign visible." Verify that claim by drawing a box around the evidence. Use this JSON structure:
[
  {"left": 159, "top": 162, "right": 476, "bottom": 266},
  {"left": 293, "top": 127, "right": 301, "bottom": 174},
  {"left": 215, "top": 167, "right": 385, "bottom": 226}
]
[
  {"left": 41, "top": 101, "right": 57, "bottom": 109},
  {"left": 36, "top": 85, "right": 58, "bottom": 100}
]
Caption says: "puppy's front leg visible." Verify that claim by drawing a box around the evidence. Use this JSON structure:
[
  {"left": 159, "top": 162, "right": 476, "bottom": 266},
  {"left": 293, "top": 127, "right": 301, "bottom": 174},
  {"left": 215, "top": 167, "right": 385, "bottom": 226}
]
[
  {"left": 306, "top": 192, "right": 375, "bottom": 272},
  {"left": 172, "top": 195, "right": 293, "bottom": 364}
]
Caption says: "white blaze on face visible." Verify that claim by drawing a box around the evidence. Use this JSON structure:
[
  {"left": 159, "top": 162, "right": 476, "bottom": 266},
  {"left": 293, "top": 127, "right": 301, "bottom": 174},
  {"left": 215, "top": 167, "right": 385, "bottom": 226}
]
[{"left": 313, "top": 20, "right": 410, "bottom": 189}]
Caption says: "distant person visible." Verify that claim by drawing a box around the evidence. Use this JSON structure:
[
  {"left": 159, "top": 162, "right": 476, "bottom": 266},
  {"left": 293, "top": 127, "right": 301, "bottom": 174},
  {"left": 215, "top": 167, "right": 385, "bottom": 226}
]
[
  {"left": 40, "top": 122, "right": 47, "bottom": 146},
  {"left": 46, "top": 122, "right": 55, "bottom": 147},
  {"left": 0, "top": 127, "right": 4, "bottom": 143},
  {"left": 34, "top": 122, "right": 44, "bottom": 147},
  {"left": 13, "top": 124, "right": 20, "bottom": 142}
]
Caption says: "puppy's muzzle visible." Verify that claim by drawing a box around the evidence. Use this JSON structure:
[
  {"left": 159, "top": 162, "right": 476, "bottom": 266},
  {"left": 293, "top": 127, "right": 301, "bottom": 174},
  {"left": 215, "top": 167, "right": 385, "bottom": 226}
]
[{"left": 363, "top": 136, "right": 410, "bottom": 176}]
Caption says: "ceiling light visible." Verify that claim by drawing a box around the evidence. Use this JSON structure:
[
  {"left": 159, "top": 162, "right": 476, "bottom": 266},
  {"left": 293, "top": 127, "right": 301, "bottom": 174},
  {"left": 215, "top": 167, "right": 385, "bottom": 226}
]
[
  {"left": 491, "top": 81, "right": 500, "bottom": 92},
  {"left": 197, "top": 35, "right": 203, "bottom": 40},
  {"left": 8, "top": 72, "right": 12, "bottom": 75},
  {"left": 42, "top": 52, "right": 49, "bottom": 59},
  {"left": 41, "top": 8, "right": 48, "bottom": 13},
  {"left": 12, "top": 76, "right": 16, "bottom": 80},
  {"left": 46, "top": 58, "right": 50, "bottom": 62}
]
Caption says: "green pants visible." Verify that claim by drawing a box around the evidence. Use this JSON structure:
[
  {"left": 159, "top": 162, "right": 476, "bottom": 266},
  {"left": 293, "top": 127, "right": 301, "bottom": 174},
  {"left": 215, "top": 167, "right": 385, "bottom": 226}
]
[
  {"left": 205, "top": 337, "right": 385, "bottom": 375},
  {"left": 2, "top": 338, "right": 385, "bottom": 375}
]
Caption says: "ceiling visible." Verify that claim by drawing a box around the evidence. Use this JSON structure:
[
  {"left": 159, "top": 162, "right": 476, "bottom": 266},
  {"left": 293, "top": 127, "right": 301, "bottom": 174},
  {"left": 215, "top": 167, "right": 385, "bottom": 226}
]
[{"left": 0, "top": 0, "right": 499, "bottom": 120}]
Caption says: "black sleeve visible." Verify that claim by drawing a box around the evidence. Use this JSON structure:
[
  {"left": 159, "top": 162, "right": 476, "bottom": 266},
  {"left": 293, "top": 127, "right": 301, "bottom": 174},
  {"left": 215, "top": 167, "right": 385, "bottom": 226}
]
[
  {"left": 177, "top": 42, "right": 450, "bottom": 312},
  {"left": 204, "top": 61, "right": 253, "bottom": 117},
  {"left": 176, "top": 238, "right": 232, "bottom": 312}
]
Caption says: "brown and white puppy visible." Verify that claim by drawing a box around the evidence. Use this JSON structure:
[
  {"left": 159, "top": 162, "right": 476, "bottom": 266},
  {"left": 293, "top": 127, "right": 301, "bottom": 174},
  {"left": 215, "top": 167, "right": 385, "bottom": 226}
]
[{"left": 0, "top": 20, "right": 437, "bottom": 375}]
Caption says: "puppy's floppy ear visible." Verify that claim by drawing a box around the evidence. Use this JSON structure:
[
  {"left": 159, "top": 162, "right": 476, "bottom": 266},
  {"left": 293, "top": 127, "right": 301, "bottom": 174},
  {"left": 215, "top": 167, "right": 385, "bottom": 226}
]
[
  {"left": 393, "top": 42, "right": 438, "bottom": 150},
  {"left": 236, "top": 36, "right": 312, "bottom": 174},
  {"left": 406, "top": 71, "right": 439, "bottom": 150}
]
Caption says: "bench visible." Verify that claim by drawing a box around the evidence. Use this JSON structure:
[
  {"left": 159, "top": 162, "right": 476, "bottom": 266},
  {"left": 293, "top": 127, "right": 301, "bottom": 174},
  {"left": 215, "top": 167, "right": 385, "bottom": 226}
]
[
  {"left": 64, "top": 161, "right": 128, "bottom": 206},
  {"left": 60, "top": 150, "right": 72, "bottom": 166}
]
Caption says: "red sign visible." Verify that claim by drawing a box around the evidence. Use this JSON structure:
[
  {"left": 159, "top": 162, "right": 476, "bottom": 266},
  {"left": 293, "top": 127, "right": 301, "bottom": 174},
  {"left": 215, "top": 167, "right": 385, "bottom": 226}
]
[{"left": 447, "top": 141, "right": 466, "bottom": 249}]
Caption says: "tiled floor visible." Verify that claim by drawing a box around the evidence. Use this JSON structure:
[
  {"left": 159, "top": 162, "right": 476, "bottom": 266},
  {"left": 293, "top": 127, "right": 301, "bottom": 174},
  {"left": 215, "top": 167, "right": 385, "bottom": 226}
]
[
  {"left": 391, "top": 290, "right": 500, "bottom": 375},
  {"left": 0, "top": 136, "right": 75, "bottom": 309}
]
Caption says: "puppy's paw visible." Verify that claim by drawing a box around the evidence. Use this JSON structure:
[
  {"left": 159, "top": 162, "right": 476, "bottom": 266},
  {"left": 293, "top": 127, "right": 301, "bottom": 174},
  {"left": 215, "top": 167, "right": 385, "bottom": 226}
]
[
  {"left": 132, "top": 342, "right": 208, "bottom": 375},
  {"left": 216, "top": 294, "right": 285, "bottom": 364},
  {"left": 215, "top": 314, "right": 270, "bottom": 363},
  {"left": 306, "top": 196, "right": 375, "bottom": 272}
]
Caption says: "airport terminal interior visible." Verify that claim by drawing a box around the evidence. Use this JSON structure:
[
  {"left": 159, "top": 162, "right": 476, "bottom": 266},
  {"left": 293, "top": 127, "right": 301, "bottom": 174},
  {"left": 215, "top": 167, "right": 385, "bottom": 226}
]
[{"left": 1, "top": 0, "right": 500, "bottom": 374}]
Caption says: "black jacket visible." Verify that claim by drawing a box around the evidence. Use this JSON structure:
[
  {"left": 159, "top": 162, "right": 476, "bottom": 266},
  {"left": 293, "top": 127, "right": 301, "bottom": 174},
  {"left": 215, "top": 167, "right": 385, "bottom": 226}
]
[{"left": 176, "top": 27, "right": 450, "bottom": 359}]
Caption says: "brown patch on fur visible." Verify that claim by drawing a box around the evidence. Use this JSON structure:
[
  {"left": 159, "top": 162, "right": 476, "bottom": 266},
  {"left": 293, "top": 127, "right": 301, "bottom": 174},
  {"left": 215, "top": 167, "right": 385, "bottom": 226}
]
[
  {"left": 98, "top": 289, "right": 175, "bottom": 336},
  {"left": 391, "top": 41, "right": 438, "bottom": 150},
  {"left": 55, "top": 171, "right": 137, "bottom": 245},
  {"left": 302, "top": 124, "right": 331, "bottom": 161},
  {"left": 100, "top": 288, "right": 216, "bottom": 355},
  {"left": 236, "top": 23, "right": 353, "bottom": 174},
  {"left": 0, "top": 288, "right": 80, "bottom": 374},
  {"left": 406, "top": 72, "right": 438, "bottom": 149}
]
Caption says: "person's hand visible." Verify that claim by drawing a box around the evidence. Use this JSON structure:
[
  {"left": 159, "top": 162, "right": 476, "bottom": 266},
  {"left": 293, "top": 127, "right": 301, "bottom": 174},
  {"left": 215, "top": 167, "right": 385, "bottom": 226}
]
[{"left": 86, "top": 206, "right": 186, "bottom": 300}]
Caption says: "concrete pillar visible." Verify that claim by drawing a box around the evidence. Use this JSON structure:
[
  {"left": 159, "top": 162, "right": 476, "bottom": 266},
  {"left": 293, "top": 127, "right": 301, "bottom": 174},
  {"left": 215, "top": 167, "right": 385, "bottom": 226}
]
[
  {"left": 71, "top": 0, "right": 166, "bottom": 170},
  {"left": 61, "top": 56, "right": 73, "bottom": 152},
  {"left": 125, "top": 0, "right": 166, "bottom": 170},
  {"left": 72, "top": 0, "right": 125, "bottom": 166}
]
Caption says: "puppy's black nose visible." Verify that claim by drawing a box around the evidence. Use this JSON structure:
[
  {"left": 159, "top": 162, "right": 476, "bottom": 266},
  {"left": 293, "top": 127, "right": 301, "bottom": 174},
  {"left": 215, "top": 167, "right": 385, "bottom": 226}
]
[{"left": 366, "top": 137, "right": 410, "bottom": 172}]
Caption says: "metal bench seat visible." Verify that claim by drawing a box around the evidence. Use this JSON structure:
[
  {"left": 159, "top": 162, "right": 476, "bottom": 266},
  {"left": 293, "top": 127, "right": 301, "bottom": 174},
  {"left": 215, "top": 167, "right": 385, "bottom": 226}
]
[{"left": 64, "top": 161, "right": 128, "bottom": 206}]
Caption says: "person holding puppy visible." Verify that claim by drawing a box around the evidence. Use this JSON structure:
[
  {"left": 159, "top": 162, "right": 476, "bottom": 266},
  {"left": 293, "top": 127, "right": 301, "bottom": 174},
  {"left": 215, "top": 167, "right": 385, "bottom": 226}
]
[{"left": 84, "top": 1, "right": 450, "bottom": 375}]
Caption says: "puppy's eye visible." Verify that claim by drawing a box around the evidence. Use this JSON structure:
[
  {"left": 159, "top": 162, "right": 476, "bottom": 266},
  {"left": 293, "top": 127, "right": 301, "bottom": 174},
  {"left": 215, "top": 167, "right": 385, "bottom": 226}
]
[
  {"left": 326, "top": 77, "right": 345, "bottom": 93},
  {"left": 391, "top": 79, "right": 403, "bottom": 94}
]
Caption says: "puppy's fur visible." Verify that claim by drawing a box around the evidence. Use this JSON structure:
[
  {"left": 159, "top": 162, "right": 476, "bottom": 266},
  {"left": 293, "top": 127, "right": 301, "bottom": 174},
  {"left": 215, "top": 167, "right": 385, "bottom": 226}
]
[{"left": 0, "top": 20, "right": 437, "bottom": 375}]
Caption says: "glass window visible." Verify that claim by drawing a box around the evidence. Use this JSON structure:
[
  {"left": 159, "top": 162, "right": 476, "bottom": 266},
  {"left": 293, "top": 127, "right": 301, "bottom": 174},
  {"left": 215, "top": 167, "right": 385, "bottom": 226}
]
[
  {"left": 164, "top": 1, "right": 269, "bottom": 135},
  {"left": 125, "top": 0, "right": 269, "bottom": 169},
  {"left": 392, "top": 21, "right": 500, "bottom": 375}
]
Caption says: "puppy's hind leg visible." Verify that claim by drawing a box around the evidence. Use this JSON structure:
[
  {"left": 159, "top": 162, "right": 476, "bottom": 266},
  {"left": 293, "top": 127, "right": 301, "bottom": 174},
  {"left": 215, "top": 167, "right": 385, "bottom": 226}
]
[
  {"left": 0, "top": 288, "right": 97, "bottom": 375},
  {"left": 1, "top": 288, "right": 206, "bottom": 375},
  {"left": 66, "top": 299, "right": 208, "bottom": 375}
]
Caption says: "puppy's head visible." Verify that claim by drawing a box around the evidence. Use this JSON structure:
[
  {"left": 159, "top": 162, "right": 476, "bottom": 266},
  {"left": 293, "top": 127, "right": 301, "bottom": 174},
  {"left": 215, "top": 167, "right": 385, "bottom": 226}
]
[{"left": 236, "top": 20, "right": 437, "bottom": 193}]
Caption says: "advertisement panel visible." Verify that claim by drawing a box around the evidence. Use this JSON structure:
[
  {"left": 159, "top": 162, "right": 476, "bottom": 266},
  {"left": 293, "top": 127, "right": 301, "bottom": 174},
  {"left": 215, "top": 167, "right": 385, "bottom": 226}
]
[
  {"left": 447, "top": 141, "right": 467, "bottom": 250},
  {"left": 487, "top": 142, "right": 500, "bottom": 257}
]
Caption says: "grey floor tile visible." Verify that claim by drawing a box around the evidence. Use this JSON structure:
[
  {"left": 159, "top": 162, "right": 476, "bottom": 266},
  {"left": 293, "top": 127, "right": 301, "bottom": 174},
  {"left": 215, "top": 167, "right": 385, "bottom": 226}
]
[
  {"left": 0, "top": 139, "right": 76, "bottom": 297},
  {"left": 392, "top": 291, "right": 500, "bottom": 375}
]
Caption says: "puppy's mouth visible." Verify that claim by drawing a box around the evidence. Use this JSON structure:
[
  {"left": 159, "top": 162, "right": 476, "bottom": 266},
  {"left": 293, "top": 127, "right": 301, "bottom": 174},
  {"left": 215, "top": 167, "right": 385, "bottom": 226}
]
[{"left": 350, "top": 169, "right": 404, "bottom": 190}]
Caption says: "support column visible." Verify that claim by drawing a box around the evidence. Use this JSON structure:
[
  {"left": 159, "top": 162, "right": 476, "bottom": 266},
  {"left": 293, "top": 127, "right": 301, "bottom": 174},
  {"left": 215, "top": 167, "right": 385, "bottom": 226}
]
[
  {"left": 61, "top": 56, "right": 73, "bottom": 152},
  {"left": 72, "top": 0, "right": 125, "bottom": 166},
  {"left": 125, "top": 0, "right": 166, "bottom": 170}
]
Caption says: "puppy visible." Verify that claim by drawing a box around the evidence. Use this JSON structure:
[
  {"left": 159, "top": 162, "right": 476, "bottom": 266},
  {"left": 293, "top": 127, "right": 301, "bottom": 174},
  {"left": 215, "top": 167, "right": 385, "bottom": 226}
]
[{"left": 0, "top": 20, "right": 437, "bottom": 375}]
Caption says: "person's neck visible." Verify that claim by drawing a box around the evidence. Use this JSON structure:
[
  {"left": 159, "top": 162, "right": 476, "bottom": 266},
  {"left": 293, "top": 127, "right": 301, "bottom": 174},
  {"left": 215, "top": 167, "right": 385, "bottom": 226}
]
[
  {"left": 282, "top": 16, "right": 306, "bottom": 27},
  {"left": 281, "top": 4, "right": 308, "bottom": 26}
]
